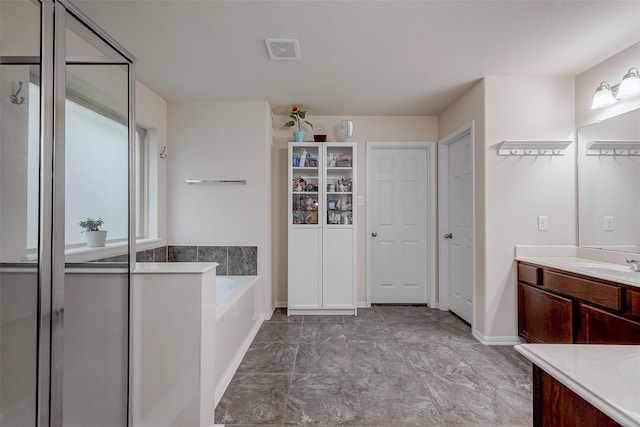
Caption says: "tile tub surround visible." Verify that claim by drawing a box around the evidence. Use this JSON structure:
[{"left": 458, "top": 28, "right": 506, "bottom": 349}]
[
  {"left": 168, "top": 245, "right": 256, "bottom": 275},
  {"left": 215, "top": 305, "right": 533, "bottom": 427},
  {"left": 96, "top": 245, "right": 257, "bottom": 276}
]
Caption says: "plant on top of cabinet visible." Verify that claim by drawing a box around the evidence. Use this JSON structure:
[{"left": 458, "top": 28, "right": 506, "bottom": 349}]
[{"left": 284, "top": 104, "right": 313, "bottom": 142}]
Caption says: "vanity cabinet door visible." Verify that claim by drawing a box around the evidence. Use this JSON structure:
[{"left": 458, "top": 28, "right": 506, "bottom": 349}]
[
  {"left": 518, "top": 283, "right": 573, "bottom": 343},
  {"left": 577, "top": 304, "right": 640, "bottom": 344}
]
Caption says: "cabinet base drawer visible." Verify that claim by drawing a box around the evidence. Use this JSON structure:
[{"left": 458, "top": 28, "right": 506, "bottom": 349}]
[{"left": 543, "top": 270, "right": 621, "bottom": 311}]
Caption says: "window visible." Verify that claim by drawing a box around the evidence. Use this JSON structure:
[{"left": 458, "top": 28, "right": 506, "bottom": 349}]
[{"left": 27, "top": 82, "right": 148, "bottom": 249}]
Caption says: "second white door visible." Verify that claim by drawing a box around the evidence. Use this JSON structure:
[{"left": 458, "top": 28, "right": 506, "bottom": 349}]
[
  {"left": 368, "top": 144, "right": 430, "bottom": 303},
  {"left": 443, "top": 131, "right": 473, "bottom": 323}
]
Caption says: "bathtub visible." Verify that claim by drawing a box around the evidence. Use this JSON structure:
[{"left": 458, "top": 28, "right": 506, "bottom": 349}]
[{"left": 214, "top": 275, "right": 263, "bottom": 406}]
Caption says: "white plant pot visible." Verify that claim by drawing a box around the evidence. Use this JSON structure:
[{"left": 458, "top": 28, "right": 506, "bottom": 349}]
[{"left": 86, "top": 230, "right": 107, "bottom": 247}]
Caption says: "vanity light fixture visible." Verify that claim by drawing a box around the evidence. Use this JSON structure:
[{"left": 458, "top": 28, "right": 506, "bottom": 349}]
[
  {"left": 591, "top": 82, "right": 617, "bottom": 109},
  {"left": 615, "top": 68, "right": 640, "bottom": 100},
  {"left": 591, "top": 68, "right": 640, "bottom": 109}
]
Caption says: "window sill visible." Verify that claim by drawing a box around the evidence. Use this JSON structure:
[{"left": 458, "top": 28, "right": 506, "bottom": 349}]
[{"left": 25, "top": 238, "right": 163, "bottom": 263}]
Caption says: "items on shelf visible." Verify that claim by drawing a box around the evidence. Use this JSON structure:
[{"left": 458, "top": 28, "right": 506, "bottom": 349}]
[{"left": 292, "top": 148, "right": 318, "bottom": 167}]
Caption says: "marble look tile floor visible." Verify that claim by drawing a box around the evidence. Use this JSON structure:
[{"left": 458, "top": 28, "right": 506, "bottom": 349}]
[{"left": 215, "top": 305, "right": 532, "bottom": 427}]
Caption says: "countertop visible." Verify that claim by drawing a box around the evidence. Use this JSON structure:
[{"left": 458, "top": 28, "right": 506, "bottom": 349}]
[
  {"left": 515, "top": 344, "right": 640, "bottom": 426},
  {"left": 516, "top": 256, "right": 640, "bottom": 289}
]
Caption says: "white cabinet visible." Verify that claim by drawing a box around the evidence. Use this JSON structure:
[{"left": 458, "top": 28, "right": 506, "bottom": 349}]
[{"left": 288, "top": 142, "right": 357, "bottom": 315}]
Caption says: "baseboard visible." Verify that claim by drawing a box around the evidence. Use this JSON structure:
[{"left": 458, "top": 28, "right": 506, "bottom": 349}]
[
  {"left": 472, "top": 329, "right": 524, "bottom": 345},
  {"left": 357, "top": 301, "right": 369, "bottom": 308},
  {"left": 275, "top": 300, "right": 287, "bottom": 308},
  {"left": 214, "top": 316, "right": 264, "bottom": 407}
]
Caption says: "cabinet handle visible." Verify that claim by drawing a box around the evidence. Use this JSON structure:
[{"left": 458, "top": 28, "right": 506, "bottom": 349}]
[
  {"left": 444, "top": 233, "right": 453, "bottom": 239},
  {"left": 371, "top": 232, "right": 377, "bottom": 237}
]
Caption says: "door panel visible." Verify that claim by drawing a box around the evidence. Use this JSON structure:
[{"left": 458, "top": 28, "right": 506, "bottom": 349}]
[
  {"left": 369, "top": 147, "right": 429, "bottom": 303},
  {"left": 446, "top": 132, "right": 473, "bottom": 323}
]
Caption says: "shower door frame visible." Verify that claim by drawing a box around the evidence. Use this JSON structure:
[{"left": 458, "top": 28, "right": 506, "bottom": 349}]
[{"left": 38, "top": 1, "right": 137, "bottom": 426}]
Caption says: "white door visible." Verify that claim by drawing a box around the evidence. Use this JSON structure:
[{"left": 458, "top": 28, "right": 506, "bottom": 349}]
[
  {"left": 368, "top": 145, "right": 430, "bottom": 303},
  {"left": 442, "top": 131, "right": 473, "bottom": 323}
]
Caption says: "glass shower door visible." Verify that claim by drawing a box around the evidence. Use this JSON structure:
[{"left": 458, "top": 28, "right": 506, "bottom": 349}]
[
  {"left": 0, "top": 1, "right": 41, "bottom": 426},
  {"left": 61, "top": 9, "right": 133, "bottom": 427}
]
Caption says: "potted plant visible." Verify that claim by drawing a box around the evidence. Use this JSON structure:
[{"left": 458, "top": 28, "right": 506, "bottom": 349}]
[
  {"left": 284, "top": 104, "right": 313, "bottom": 142},
  {"left": 79, "top": 217, "right": 107, "bottom": 247}
]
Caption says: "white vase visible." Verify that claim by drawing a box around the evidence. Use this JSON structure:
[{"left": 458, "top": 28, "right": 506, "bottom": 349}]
[{"left": 86, "top": 230, "right": 107, "bottom": 247}]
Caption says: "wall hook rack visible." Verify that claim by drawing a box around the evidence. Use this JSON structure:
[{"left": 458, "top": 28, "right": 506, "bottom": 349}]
[
  {"left": 585, "top": 140, "right": 640, "bottom": 156},
  {"left": 9, "top": 81, "right": 25, "bottom": 105},
  {"left": 498, "top": 140, "right": 572, "bottom": 156}
]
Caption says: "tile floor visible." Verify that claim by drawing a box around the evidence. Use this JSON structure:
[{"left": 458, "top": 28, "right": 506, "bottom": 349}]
[{"left": 215, "top": 305, "right": 533, "bottom": 427}]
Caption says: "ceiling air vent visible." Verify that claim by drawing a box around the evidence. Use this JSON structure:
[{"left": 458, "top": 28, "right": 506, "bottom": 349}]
[{"left": 265, "top": 39, "right": 300, "bottom": 60}]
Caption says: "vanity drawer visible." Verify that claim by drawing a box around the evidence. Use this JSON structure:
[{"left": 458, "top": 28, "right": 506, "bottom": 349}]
[
  {"left": 543, "top": 270, "right": 621, "bottom": 311},
  {"left": 518, "top": 263, "right": 540, "bottom": 286}
]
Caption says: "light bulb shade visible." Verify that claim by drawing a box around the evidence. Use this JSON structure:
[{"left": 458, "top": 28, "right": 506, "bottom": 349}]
[
  {"left": 591, "top": 81, "right": 616, "bottom": 109},
  {"left": 615, "top": 68, "right": 640, "bottom": 100}
]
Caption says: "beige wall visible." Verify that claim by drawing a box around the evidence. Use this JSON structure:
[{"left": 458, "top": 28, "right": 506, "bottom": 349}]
[
  {"left": 576, "top": 41, "right": 640, "bottom": 128},
  {"left": 483, "top": 76, "right": 576, "bottom": 340},
  {"left": 439, "top": 77, "right": 576, "bottom": 341},
  {"left": 137, "top": 81, "right": 168, "bottom": 243},
  {"left": 167, "top": 101, "right": 273, "bottom": 312},
  {"left": 272, "top": 115, "right": 438, "bottom": 306},
  {"left": 438, "top": 80, "right": 486, "bottom": 330}
]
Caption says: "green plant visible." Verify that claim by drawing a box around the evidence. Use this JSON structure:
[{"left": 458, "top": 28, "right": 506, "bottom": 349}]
[
  {"left": 284, "top": 104, "right": 313, "bottom": 132},
  {"left": 79, "top": 217, "right": 104, "bottom": 232}
]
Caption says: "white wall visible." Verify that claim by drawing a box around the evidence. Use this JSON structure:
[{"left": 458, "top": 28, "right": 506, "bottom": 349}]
[
  {"left": 272, "top": 115, "right": 438, "bottom": 306},
  {"left": 167, "top": 101, "right": 272, "bottom": 312}
]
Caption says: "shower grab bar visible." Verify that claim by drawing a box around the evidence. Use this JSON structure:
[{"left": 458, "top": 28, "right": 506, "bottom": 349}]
[{"left": 186, "top": 179, "right": 247, "bottom": 185}]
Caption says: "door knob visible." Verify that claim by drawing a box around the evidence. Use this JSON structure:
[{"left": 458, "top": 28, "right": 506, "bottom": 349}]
[
  {"left": 371, "top": 232, "right": 377, "bottom": 237},
  {"left": 444, "top": 233, "right": 453, "bottom": 239}
]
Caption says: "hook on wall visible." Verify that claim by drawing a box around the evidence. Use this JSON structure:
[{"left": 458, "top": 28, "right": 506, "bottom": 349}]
[
  {"left": 10, "top": 81, "right": 25, "bottom": 105},
  {"left": 159, "top": 146, "right": 167, "bottom": 159}
]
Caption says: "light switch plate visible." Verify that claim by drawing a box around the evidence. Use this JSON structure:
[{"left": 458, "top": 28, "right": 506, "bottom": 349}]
[
  {"left": 356, "top": 196, "right": 364, "bottom": 206},
  {"left": 538, "top": 216, "right": 548, "bottom": 231},
  {"left": 604, "top": 216, "right": 614, "bottom": 231}
]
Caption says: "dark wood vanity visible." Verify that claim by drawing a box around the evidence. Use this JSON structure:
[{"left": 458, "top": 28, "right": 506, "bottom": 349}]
[
  {"left": 517, "top": 261, "right": 640, "bottom": 344},
  {"left": 517, "top": 260, "right": 639, "bottom": 427}
]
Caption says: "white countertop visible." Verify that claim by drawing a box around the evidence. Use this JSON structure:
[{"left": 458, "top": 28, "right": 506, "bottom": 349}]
[
  {"left": 515, "top": 344, "right": 640, "bottom": 426},
  {"left": 516, "top": 256, "right": 640, "bottom": 289},
  {"left": 133, "top": 262, "right": 218, "bottom": 274}
]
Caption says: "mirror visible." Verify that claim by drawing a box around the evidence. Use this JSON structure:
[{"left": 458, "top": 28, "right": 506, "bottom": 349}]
[{"left": 578, "top": 108, "right": 640, "bottom": 253}]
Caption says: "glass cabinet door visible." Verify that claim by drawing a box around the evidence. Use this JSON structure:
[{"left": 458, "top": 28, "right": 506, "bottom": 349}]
[
  {"left": 290, "top": 144, "right": 320, "bottom": 225},
  {"left": 325, "top": 145, "right": 354, "bottom": 226}
]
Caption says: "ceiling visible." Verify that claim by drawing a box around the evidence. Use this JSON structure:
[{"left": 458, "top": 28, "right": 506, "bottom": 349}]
[{"left": 73, "top": 0, "right": 640, "bottom": 116}]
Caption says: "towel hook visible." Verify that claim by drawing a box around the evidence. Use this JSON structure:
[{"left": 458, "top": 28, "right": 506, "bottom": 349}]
[
  {"left": 159, "top": 146, "right": 167, "bottom": 159},
  {"left": 9, "top": 81, "right": 25, "bottom": 105}
]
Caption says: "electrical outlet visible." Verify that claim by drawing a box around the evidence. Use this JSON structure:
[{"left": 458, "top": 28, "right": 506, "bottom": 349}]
[
  {"left": 604, "top": 216, "right": 614, "bottom": 231},
  {"left": 538, "top": 216, "right": 548, "bottom": 231}
]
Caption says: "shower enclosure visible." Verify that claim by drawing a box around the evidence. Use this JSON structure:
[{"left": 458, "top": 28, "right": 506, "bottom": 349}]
[{"left": 1, "top": 1, "right": 135, "bottom": 426}]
